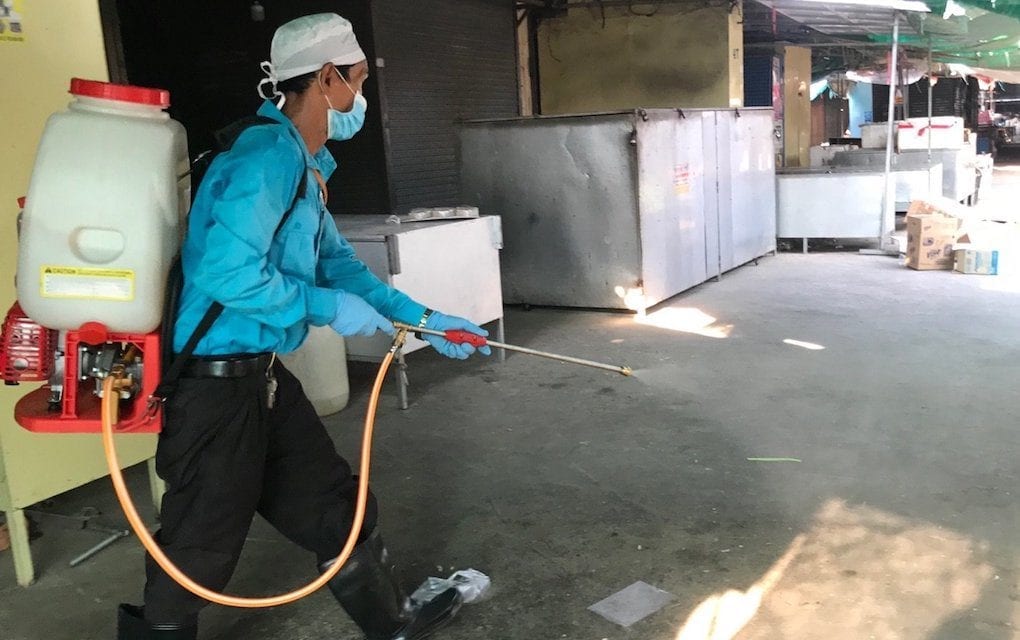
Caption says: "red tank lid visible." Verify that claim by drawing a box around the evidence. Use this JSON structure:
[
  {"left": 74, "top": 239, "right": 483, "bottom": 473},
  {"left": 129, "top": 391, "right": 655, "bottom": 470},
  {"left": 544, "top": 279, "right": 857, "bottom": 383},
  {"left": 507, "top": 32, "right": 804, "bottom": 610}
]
[
  {"left": 70, "top": 78, "right": 170, "bottom": 108},
  {"left": 78, "top": 322, "right": 110, "bottom": 346}
]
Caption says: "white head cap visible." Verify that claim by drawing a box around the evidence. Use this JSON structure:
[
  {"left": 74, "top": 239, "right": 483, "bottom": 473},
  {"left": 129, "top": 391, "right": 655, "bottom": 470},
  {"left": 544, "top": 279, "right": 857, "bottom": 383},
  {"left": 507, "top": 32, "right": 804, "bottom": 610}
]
[{"left": 258, "top": 13, "right": 366, "bottom": 101}]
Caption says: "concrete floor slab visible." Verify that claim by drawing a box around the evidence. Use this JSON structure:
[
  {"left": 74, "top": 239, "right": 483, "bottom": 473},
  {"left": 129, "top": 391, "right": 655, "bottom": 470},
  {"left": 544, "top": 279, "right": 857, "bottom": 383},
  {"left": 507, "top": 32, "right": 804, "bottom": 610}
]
[{"left": 2, "top": 254, "right": 1019, "bottom": 639}]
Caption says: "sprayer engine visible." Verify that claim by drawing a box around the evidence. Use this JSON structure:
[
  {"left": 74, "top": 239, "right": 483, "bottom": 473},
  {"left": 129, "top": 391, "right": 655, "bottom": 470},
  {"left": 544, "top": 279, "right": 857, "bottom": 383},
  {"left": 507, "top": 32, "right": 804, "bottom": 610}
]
[
  {"left": 0, "top": 305, "right": 162, "bottom": 434},
  {"left": 80, "top": 342, "right": 144, "bottom": 401}
]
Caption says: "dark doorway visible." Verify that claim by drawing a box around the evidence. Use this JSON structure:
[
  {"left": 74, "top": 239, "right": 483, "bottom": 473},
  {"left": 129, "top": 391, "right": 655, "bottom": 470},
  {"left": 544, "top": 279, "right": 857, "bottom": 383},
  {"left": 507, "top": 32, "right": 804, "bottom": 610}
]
[{"left": 106, "top": 0, "right": 390, "bottom": 215}]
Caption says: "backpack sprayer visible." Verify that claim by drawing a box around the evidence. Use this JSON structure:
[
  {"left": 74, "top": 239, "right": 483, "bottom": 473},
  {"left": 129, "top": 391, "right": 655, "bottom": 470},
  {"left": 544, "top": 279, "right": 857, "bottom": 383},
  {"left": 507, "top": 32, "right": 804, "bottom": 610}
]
[
  {"left": 1, "top": 80, "right": 630, "bottom": 608},
  {"left": 2, "top": 79, "right": 181, "bottom": 436}
]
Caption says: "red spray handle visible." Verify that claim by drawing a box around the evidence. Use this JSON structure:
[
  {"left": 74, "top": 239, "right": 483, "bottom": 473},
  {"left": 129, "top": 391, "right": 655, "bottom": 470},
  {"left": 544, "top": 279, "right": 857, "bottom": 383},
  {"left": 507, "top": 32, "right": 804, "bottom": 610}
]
[{"left": 444, "top": 330, "right": 489, "bottom": 347}]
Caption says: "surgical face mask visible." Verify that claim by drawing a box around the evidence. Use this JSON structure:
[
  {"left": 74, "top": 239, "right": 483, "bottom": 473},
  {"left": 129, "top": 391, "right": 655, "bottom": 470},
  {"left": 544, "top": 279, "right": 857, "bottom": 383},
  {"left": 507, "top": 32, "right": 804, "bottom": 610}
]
[
  {"left": 328, "top": 92, "right": 367, "bottom": 141},
  {"left": 322, "top": 70, "right": 368, "bottom": 141}
]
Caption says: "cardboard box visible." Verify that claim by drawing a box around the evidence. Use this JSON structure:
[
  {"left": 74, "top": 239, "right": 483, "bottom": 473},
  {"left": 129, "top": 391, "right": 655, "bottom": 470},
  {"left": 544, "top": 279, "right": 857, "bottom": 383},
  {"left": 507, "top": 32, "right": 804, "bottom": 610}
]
[
  {"left": 954, "top": 246, "right": 999, "bottom": 275},
  {"left": 906, "top": 197, "right": 968, "bottom": 219},
  {"left": 906, "top": 209, "right": 961, "bottom": 270}
]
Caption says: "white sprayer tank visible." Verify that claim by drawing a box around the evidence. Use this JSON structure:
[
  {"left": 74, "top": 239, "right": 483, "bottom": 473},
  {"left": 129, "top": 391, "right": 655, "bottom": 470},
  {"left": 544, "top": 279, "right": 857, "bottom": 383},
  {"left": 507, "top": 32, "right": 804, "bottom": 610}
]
[{"left": 17, "top": 78, "right": 189, "bottom": 333}]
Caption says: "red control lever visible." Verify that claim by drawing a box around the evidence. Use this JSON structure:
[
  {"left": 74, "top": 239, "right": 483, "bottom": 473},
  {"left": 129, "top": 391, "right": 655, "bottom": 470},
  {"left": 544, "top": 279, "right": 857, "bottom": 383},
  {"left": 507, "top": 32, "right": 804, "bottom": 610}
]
[{"left": 443, "top": 330, "right": 488, "bottom": 347}]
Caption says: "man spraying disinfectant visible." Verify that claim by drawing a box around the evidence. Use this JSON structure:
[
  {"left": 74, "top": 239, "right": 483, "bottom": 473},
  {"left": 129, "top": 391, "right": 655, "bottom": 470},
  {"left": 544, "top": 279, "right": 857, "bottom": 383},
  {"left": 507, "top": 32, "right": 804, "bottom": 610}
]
[
  {"left": 119, "top": 13, "right": 488, "bottom": 640},
  {"left": 5, "top": 9, "right": 631, "bottom": 638}
]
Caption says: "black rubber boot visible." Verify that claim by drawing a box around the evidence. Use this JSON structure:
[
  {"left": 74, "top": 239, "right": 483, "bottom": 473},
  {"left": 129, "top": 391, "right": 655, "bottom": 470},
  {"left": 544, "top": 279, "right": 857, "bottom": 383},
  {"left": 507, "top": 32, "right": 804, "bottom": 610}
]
[
  {"left": 117, "top": 604, "right": 197, "bottom": 639},
  {"left": 321, "top": 531, "right": 462, "bottom": 640}
]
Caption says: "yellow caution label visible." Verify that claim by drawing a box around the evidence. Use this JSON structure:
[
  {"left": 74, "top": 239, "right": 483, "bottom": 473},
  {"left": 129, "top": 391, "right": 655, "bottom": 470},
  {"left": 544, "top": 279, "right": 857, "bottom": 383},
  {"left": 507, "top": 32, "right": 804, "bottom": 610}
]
[
  {"left": 40, "top": 266, "right": 135, "bottom": 302},
  {"left": 0, "top": 0, "right": 26, "bottom": 44}
]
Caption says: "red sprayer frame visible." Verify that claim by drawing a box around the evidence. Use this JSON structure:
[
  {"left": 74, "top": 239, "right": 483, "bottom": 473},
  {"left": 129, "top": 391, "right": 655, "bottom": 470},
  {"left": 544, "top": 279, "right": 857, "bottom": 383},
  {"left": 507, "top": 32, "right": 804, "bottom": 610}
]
[{"left": 13, "top": 323, "right": 162, "bottom": 434}]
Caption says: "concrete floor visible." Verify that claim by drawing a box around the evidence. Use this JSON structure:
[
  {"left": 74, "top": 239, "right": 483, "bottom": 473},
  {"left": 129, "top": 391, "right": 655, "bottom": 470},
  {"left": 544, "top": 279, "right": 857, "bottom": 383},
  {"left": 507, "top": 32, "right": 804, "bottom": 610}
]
[
  {"left": 7, "top": 152, "right": 1020, "bottom": 638},
  {"left": 2, "top": 249, "right": 1018, "bottom": 639}
]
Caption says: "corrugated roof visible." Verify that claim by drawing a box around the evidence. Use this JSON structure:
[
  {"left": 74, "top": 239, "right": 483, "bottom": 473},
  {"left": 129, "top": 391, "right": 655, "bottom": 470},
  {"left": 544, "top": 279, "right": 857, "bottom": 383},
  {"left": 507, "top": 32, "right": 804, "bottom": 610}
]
[
  {"left": 746, "top": 0, "right": 1020, "bottom": 77},
  {"left": 755, "top": 0, "right": 926, "bottom": 40}
]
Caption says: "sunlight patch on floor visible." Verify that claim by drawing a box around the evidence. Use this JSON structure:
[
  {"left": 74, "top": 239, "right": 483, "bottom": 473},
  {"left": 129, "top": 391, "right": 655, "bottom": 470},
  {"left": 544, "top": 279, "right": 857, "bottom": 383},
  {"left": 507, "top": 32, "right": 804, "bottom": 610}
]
[{"left": 674, "top": 499, "right": 995, "bottom": 640}]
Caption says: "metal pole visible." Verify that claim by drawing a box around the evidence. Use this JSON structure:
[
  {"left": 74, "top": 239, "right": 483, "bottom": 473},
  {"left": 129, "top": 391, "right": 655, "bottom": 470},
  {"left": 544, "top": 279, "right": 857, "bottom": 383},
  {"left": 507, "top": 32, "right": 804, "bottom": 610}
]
[
  {"left": 991, "top": 84, "right": 996, "bottom": 114},
  {"left": 880, "top": 12, "right": 900, "bottom": 246},
  {"left": 69, "top": 529, "right": 129, "bottom": 567},
  {"left": 902, "top": 67, "right": 910, "bottom": 119},
  {"left": 928, "top": 42, "right": 934, "bottom": 193}
]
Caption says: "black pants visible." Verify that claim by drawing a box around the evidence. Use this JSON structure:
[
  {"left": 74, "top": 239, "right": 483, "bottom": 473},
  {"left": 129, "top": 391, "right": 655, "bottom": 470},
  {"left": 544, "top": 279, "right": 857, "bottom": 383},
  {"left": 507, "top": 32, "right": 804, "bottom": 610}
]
[{"left": 143, "top": 360, "right": 378, "bottom": 625}]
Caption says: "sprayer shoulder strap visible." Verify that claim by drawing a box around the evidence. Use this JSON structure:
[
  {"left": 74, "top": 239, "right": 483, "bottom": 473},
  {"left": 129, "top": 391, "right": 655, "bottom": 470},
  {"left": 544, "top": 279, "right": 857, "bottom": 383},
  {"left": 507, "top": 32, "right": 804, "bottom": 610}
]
[{"left": 154, "top": 300, "right": 225, "bottom": 400}]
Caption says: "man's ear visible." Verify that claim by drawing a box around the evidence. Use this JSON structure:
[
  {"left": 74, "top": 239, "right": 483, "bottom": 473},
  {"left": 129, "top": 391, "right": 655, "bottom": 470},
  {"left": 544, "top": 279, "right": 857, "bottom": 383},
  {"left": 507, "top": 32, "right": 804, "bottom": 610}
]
[{"left": 320, "top": 63, "right": 335, "bottom": 87}]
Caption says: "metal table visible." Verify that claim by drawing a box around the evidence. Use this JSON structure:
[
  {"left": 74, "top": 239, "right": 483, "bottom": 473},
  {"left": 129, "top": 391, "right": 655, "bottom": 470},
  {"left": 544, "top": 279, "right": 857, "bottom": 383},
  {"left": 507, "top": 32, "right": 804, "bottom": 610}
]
[
  {"left": 334, "top": 215, "right": 505, "bottom": 409},
  {"left": 831, "top": 148, "right": 976, "bottom": 203},
  {"left": 0, "top": 425, "right": 162, "bottom": 586},
  {"left": 776, "top": 164, "right": 942, "bottom": 252}
]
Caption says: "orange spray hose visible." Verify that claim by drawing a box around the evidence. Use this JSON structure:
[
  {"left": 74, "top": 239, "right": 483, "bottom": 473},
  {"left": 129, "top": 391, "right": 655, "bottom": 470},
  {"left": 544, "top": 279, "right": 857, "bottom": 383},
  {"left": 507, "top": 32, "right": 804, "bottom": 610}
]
[{"left": 100, "top": 329, "right": 407, "bottom": 608}]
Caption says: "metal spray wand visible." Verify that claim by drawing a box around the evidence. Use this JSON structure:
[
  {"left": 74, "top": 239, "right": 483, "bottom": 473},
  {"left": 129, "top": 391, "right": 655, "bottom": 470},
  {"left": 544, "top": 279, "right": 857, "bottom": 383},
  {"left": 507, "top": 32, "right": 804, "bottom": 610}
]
[{"left": 392, "top": 322, "right": 632, "bottom": 377}]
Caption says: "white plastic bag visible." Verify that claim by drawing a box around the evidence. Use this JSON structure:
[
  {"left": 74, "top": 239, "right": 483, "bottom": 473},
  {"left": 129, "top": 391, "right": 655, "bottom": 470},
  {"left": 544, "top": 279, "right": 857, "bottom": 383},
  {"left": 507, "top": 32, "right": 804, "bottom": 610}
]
[{"left": 411, "top": 568, "right": 491, "bottom": 605}]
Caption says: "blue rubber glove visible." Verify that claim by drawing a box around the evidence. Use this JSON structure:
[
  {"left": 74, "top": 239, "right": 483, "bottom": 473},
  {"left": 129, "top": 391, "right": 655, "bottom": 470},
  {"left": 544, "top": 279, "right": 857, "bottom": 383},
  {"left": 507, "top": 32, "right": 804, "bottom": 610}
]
[
  {"left": 423, "top": 311, "right": 492, "bottom": 360},
  {"left": 329, "top": 291, "right": 395, "bottom": 337}
]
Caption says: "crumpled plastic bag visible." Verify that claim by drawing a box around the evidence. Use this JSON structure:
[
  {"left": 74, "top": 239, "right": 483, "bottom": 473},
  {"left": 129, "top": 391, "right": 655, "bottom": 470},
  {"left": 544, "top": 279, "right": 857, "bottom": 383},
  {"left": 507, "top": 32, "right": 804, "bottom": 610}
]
[{"left": 410, "top": 568, "right": 491, "bottom": 605}]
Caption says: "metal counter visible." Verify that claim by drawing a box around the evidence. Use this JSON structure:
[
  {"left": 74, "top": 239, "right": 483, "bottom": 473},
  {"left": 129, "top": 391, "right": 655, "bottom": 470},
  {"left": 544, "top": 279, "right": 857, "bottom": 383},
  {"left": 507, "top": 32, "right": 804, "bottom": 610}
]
[
  {"left": 830, "top": 148, "right": 976, "bottom": 203},
  {"left": 775, "top": 165, "right": 939, "bottom": 249},
  {"left": 777, "top": 169, "right": 887, "bottom": 240},
  {"left": 334, "top": 215, "right": 504, "bottom": 408}
]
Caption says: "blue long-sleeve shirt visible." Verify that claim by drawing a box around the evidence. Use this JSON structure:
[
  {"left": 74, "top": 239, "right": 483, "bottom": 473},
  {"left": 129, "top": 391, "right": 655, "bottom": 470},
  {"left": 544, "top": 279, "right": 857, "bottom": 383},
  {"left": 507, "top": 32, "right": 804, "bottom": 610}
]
[{"left": 174, "top": 101, "right": 425, "bottom": 355}]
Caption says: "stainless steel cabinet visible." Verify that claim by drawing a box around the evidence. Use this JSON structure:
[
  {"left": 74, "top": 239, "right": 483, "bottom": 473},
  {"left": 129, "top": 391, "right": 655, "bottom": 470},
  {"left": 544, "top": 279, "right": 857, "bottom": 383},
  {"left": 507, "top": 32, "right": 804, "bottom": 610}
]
[
  {"left": 711, "top": 109, "right": 779, "bottom": 273},
  {"left": 459, "top": 108, "right": 777, "bottom": 311}
]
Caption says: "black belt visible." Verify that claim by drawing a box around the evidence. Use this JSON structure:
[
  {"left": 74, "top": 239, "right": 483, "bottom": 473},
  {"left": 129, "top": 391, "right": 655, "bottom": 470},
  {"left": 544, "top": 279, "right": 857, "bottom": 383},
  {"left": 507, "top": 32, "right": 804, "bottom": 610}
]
[{"left": 182, "top": 353, "right": 274, "bottom": 379}]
